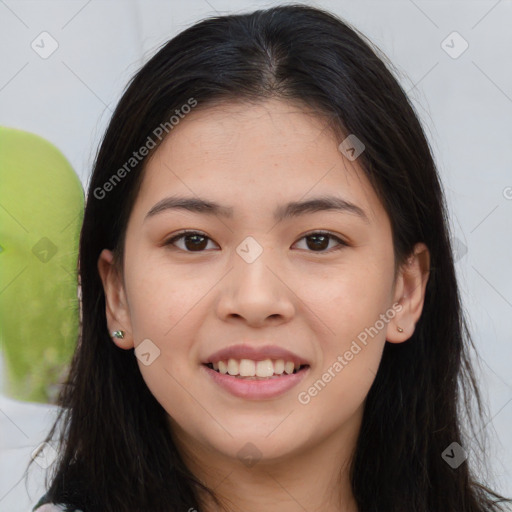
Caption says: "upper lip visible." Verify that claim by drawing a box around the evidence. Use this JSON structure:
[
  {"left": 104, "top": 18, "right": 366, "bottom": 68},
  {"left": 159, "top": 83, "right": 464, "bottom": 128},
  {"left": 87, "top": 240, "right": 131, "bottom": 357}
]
[{"left": 203, "top": 344, "right": 310, "bottom": 367}]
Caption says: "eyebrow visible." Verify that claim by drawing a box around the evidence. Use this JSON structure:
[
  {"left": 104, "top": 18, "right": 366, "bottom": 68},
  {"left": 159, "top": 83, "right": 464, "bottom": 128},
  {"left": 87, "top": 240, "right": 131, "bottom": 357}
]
[{"left": 144, "top": 195, "right": 369, "bottom": 223}]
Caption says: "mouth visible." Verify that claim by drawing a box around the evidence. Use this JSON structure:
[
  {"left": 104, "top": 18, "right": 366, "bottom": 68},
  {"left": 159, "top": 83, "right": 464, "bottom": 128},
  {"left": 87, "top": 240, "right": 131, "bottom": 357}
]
[
  {"left": 201, "top": 344, "right": 311, "bottom": 399},
  {"left": 203, "top": 360, "right": 310, "bottom": 380},
  {"left": 201, "top": 360, "right": 310, "bottom": 399}
]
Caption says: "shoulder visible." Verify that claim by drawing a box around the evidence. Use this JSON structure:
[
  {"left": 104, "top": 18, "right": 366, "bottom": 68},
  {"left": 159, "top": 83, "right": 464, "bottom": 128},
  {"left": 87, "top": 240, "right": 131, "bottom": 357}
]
[
  {"left": 33, "top": 505, "right": 83, "bottom": 512},
  {"left": 33, "top": 505, "right": 69, "bottom": 512},
  {"left": 32, "top": 494, "right": 84, "bottom": 512}
]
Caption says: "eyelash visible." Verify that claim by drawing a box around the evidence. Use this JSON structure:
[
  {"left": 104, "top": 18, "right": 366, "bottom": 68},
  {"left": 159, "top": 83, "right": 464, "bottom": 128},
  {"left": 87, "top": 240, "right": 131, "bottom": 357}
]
[{"left": 163, "top": 230, "right": 348, "bottom": 254}]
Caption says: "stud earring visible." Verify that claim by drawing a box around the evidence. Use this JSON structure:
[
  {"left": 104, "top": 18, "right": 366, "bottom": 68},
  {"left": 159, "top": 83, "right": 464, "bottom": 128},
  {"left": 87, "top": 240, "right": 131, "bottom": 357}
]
[
  {"left": 396, "top": 326, "right": 404, "bottom": 333},
  {"left": 112, "top": 330, "right": 125, "bottom": 339}
]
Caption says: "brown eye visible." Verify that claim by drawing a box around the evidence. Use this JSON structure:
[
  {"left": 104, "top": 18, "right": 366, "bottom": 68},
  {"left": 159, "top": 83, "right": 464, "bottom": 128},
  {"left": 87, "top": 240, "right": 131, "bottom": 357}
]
[
  {"left": 164, "top": 231, "right": 218, "bottom": 252},
  {"left": 293, "top": 232, "right": 347, "bottom": 253},
  {"left": 164, "top": 230, "right": 347, "bottom": 254}
]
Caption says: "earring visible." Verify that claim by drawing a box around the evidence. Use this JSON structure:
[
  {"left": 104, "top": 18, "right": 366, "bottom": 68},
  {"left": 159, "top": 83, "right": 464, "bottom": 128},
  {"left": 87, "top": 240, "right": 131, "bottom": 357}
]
[
  {"left": 396, "top": 326, "right": 404, "bottom": 333},
  {"left": 112, "top": 330, "right": 125, "bottom": 339}
]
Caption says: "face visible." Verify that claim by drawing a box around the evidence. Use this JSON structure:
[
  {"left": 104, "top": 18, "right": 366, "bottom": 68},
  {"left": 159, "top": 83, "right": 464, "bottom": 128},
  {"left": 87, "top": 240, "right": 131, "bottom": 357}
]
[{"left": 99, "top": 99, "right": 429, "bottom": 469}]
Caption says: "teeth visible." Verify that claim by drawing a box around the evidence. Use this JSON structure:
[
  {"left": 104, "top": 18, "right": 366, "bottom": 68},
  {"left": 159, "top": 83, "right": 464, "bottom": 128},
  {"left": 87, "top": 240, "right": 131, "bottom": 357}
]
[
  {"left": 239, "top": 359, "right": 256, "bottom": 377},
  {"left": 227, "top": 358, "right": 238, "bottom": 376},
  {"left": 284, "top": 361, "right": 295, "bottom": 374},
  {"left": 256, "top": 359, "right": 274, "bottom": 377},
  {"left": 209, "top": 358, "right": 304, "bottom": 377}
]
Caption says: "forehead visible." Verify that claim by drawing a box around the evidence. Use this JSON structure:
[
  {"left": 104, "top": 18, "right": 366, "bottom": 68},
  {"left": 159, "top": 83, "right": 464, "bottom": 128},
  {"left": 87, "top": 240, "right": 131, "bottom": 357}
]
[{"left": 132, "top": 99, "right": 387, "bottom": 226}]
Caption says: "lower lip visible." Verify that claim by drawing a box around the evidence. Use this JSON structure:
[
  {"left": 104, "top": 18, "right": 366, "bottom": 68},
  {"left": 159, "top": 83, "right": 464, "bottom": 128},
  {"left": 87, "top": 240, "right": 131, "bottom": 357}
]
[{"left": 201, "top": 364, "right": 310, "bottom": 400}]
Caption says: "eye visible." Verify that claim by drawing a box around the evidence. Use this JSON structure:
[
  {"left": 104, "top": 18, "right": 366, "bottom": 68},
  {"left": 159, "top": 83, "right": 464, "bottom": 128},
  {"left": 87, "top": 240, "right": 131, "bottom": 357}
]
[
  {"left": 293, "top": 231, "right": 348, "bottom": 253},
  {"left": 164, "top": 230, "right": 218, "bottom": 252},
  {"left": 164, "top": 230, "right": 347, "bottom": 253}
]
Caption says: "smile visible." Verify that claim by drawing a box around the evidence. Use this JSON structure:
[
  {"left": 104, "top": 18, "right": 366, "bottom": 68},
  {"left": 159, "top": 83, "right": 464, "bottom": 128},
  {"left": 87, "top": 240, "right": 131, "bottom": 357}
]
[
  {"left": 202, "top": 361, "right": 310, "bottom": 399},
  {"left": 206, "top": 358, "right": 308, "bottom": 378}
]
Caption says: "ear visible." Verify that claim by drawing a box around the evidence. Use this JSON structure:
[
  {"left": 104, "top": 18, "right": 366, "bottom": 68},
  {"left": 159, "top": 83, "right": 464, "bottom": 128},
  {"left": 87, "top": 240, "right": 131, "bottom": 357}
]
[
  {"left": 386, "top": 242, "right": 430, "bottom": 343},
  {"left": 97, "top": 249, "right": 134, "bottom": 350}
]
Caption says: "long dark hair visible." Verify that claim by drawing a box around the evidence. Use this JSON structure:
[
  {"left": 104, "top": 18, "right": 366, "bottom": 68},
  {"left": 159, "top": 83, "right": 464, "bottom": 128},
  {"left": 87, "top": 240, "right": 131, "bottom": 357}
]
[{"left": 26, "top": 4, "right": 511, "bottom": 511}]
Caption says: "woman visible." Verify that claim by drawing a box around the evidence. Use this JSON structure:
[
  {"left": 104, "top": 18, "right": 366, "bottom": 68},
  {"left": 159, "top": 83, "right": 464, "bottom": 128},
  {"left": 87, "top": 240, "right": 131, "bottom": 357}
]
[{"left": 28, "top": 4, "right": 511, "bottom": 511}]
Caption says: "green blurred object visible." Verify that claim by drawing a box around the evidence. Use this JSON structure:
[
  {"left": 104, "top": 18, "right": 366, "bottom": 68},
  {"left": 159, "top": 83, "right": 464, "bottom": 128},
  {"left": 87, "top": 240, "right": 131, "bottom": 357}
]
[{"left": 0, "top": 127, "right": 84, "bottom": 403}]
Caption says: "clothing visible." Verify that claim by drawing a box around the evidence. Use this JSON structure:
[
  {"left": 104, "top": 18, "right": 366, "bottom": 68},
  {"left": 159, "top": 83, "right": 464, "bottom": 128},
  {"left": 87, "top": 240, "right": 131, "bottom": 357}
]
[{"left": 32, "top": 493, "right": 84, "bottom": 512}]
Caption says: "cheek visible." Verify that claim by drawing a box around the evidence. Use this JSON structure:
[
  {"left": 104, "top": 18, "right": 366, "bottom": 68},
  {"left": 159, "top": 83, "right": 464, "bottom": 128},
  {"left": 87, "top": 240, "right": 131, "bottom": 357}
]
[
  {"left": 302, "top": 254, "right": 394, "bottom": 341},
  {"left": 295, "top": 255, "right": 393, "bottom": 408},
  {"left": 123, "top": 255, "right": 204, "bottom": 340},
  {"left": 126, "top": 271, "right": 201, "bottom": 422},
  {"left": 295, "top": 279, "right": 389, "bottom": 435},
  {"left": 122, "top": 262, "right": 204, "bottom": 402}
]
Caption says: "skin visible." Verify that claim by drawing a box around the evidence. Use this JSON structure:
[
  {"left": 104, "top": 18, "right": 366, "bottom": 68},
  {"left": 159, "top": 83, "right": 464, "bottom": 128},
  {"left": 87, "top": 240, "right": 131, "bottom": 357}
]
[{"left": 98, "top": 99, "right": 430, "bottom": 512}]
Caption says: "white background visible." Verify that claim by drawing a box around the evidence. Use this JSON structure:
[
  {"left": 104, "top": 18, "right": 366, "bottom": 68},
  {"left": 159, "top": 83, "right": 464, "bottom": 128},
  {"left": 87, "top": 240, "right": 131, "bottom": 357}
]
[{"left": 0, "top": 1, "right": 511, "bottom": 510}]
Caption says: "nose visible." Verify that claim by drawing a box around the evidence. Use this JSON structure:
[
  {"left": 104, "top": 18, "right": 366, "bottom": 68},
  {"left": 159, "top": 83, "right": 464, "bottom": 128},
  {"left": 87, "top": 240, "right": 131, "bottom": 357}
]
[{"left": 215, "top": 247, "right": 295, "bottom": 328}]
